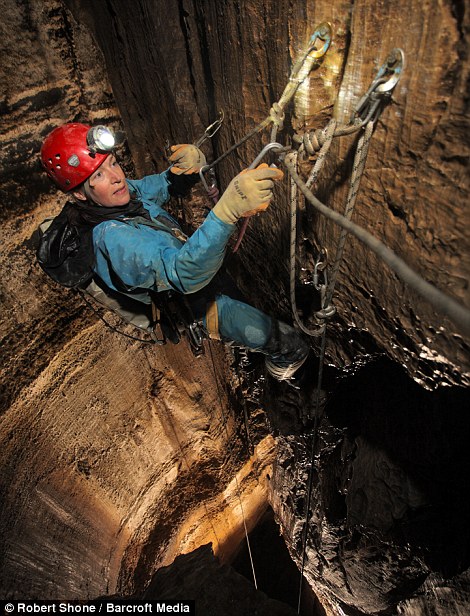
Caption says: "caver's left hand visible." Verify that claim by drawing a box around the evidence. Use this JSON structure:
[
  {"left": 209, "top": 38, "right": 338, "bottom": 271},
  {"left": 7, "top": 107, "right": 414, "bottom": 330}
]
[{"left": 169, "top": 144, "right": 206, "bottom": 175}]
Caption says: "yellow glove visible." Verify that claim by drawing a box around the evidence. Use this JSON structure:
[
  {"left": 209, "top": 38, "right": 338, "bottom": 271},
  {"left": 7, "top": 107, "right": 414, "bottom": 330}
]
[
  {"left": 213, "top": 163, "right": 284, "bottom": 224},
  {"left": 169, "top": 144, "right": 206, "bottom": 175}
]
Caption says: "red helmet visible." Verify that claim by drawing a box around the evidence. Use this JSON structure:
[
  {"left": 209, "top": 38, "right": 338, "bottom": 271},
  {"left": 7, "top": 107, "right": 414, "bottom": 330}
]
[{"left": 41, "top": 123, "right": 111, "bottom": 191}]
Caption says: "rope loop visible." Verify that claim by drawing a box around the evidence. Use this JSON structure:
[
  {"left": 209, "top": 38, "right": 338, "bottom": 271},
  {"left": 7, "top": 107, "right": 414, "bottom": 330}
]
[
  {"left": 269, "top": 101, "right": 285, "bottom": 131},
  {"left": 283, "top": 157, "right": 470, "bottom": 337},
  {"left": 269, "top": 102, "right": 286, "bottom": 142},
  {"left": 303, "top": 127, "right": 329, "bottom": 155}
]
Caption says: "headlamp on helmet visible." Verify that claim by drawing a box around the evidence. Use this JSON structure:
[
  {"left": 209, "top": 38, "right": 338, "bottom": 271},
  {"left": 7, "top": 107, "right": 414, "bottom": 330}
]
[
  {"left": 86, "top": 125, "right": 116, "bottom": 155},
  {"left": 41, "top": 122, "right": 120, "bottom": 191}
]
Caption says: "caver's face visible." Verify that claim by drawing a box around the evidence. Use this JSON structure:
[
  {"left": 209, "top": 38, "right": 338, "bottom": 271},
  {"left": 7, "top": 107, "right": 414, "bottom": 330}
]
[{"left": 74, "top": 154, "right": 130, "bottom": 207}]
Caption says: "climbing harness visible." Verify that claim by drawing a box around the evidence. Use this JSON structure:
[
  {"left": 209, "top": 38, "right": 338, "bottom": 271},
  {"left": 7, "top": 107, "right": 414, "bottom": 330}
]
[
  {"left": 36, "top": 214, "right": 208, "bottom": 354},
  {"left": 78, "top": 280, "right": 206, "bottom": 356},
  {"left": 78, "top": 288, "right": 159, "bottom": 345},
  {"left": 151, "top": 291, "right": 206, "bottom": 356}
]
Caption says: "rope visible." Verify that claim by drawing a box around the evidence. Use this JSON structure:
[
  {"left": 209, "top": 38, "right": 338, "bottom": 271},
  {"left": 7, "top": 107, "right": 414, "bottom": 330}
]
[
  {"left": 288, "top": 152, "right": 322, "bottom": 337},
  {"left": 293, "top": 116, "right": 369, "bottom": 157},
  {"left": 289, "top": 124, "right": 470, "bottom": 609},
  {"left": 204, "top": 31, "right": 327, "bottom": 173},
  {"left": 291, "top": 119, "right": 374, "bottom": 610},
  {"left": 287, "top": 120, "right": 337, "bottom": 337},
  {"left": 232, "top": 347, "right": 256, "bottom": 456},
  {"left": 207, "top": 340, "right": 258, "bottom": 590},
  {"left": 270, "top": 102, "right": 285, "bottom": 143},
  {"left": 297, "top": 328, "right": 327, "bottom": 615},
  {"left": 205, "top": 117, "right": 272, "bottom": 172},
  {"left": 325, "top": 121, "right": 374, "bottom": 306},
  {"left": 283, "top": 158, "right": 470, "bottom": 337},
  {"left": 304, "top": 119, "right": 337, "bottom": 189}
]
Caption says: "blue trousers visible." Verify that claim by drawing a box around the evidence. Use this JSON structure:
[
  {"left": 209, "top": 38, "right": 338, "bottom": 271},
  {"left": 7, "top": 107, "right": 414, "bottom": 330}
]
[{"left": 188, "top": 290, "right": 309, "bottom": 368}]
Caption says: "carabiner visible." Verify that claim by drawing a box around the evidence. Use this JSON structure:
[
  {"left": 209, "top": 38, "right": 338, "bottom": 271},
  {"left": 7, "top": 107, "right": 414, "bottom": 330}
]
[
  {"left": 196, "top": 111, "right": 225, "bottom": 200},
  {"left": 205, "top": 110, "right": 224, "bottom": 138},
  {"left": 195, "top": 110, "right": 224, "bottom": 147},
  {"left": 313, "top": 248, "right": 328, "bottom": 289},
  {"left": 248, "top": 141, "right": 287, "bottom": 169},
  {"left": 198, "top": 164, "right": 213, "bottom": 193},
  {"left": 273, "top": 22, "right": 333, "bottom": 112},
  {"left": 233, "top": 142, "right": 287, "bottom": 253},
  {"left": 290, "top": 22, "right": 332, "bottom": 85},
  {"left": 353, "top": 48, "right": 405, "bottom": 122},
  {"left": 374, "top": 48, "right": 405, "bottom": 93}
]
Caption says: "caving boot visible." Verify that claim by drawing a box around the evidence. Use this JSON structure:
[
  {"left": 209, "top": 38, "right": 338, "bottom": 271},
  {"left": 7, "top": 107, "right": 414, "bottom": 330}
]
[
  {"left": 262, "top": 323, "right": 328, "bottom": 431},
  {"left": 260, "top": 320, "right": 311, "bottom": 433},
  {"left": 265, "top": 352, "right": 309, "bottom": 382},
  {"left": 263, "top": 320, "right": 310, "bottom": 382}
]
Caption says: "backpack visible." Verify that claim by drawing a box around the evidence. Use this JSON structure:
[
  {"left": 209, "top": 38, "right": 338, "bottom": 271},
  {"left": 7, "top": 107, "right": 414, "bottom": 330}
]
[{"left": 36, "top": 217, "right": 205, "bottom": 355}]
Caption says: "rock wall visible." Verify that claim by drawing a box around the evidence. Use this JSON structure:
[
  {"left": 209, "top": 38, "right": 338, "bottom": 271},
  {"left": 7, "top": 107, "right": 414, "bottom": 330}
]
[
  {"left": 0, "top": 0, "right": 274, "bottom": 602},
  {"left": 1, "top": 0, "right": 469, "bottom": 614},
  {"left": 64, "top": 0, "right": 470, "bottom": 388}
]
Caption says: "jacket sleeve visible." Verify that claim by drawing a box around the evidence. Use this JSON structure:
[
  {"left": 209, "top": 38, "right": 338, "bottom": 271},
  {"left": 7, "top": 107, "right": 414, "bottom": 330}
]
[
  {"left": 126, "top": 173, "right": 171, "bottom": 204},
  {"left": 126, "top": 169, "right": 199, "bottom": 201},
  {"left": 94, "top": 210, "right": 235, "bottom": 294}
]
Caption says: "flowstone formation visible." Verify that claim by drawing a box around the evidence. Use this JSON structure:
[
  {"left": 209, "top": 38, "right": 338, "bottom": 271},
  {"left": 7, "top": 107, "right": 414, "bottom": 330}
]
[{"left": 1, "top": 1, "right": 469, "bottom": 614}]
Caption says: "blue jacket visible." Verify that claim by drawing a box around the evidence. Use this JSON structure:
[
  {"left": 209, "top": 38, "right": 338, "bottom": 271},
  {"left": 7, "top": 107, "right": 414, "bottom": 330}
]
[{"left": 92, "top": 171, "right": 234, "bottom": 300}]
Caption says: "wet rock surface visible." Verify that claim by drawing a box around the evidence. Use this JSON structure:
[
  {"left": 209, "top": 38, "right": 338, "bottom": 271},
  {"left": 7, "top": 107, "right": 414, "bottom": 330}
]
[
  {"left": 1, "top": 0, "right": 469, "bottom": 614},
  {"left": 270, "top": 357, "right": 470, "bottom": 613}
]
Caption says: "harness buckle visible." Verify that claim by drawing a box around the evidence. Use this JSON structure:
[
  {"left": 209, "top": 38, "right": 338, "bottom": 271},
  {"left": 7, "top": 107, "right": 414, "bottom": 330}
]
[
  {"left": 152, "top": 291, "right": 206, "bottom": 356},
  {"left": 187, "top": 322, "right": 205, "bottom": 356}
]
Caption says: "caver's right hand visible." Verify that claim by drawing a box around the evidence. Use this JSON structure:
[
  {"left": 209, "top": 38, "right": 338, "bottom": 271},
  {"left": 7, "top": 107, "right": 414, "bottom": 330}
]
[{"left": 213, "top": 163, "right": 284, "bottom": 224}]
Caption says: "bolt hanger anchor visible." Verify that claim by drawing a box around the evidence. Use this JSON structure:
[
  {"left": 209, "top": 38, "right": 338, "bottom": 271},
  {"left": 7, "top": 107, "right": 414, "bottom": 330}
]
[{"left": 353, "top": 48, "right": 405, "bottom": 123}]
